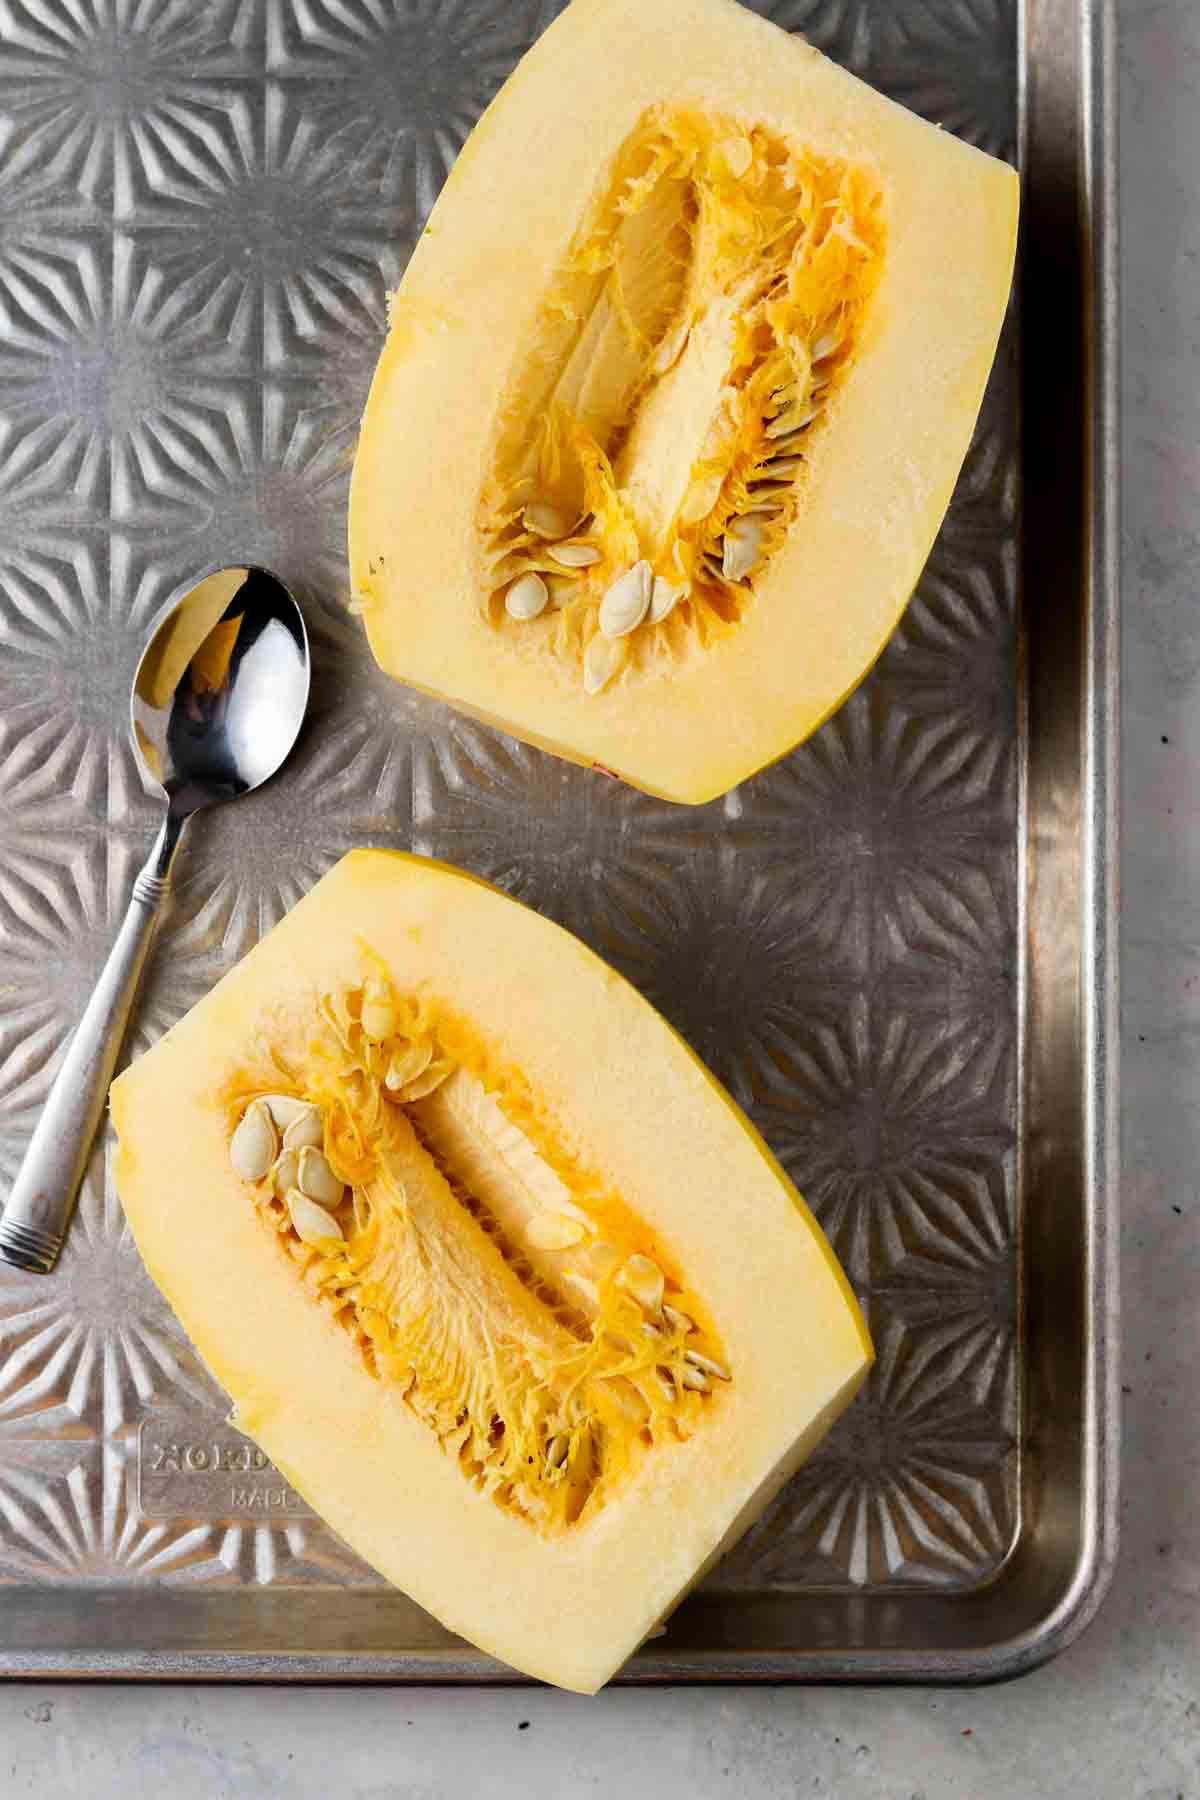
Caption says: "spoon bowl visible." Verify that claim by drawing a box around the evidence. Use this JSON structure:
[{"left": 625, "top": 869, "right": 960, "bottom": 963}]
[
  {"left": 133, "top": 564, "right": 310, "bottom": 811},
  {"left": 0, "top": 566, "right": 309, "bottom": 1274}
]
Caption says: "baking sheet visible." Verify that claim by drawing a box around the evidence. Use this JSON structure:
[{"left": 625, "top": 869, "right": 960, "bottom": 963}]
[{"left": 0, "top": 0, "right": 1117, "bottom": 1679}]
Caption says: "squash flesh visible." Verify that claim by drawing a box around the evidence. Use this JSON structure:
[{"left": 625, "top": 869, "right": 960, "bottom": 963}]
[
  {"left": 349, "top": 0, "right": 1019, "bottom": 802},
  {"left": 233, "top": 977, "right": 732, "bottom": 1535},
  {"left": 112, "top": 851, "right": 872, "bottom": 1692},
  {"left": 478, "top": 105, "right": 886, "bottom": 680}
]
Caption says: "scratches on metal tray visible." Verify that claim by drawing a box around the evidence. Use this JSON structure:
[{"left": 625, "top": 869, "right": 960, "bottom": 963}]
[{"left": 0, "top": 0, "right": 1019, "bottom": 1595}]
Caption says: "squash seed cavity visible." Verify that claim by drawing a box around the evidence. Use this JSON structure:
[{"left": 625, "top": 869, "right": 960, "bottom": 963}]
[
  {"left": 479, "top": 104, "right": 886, "bottom": 691},
  {"left": 225, "top": 964, "right": 730, "bottom": 1535}
]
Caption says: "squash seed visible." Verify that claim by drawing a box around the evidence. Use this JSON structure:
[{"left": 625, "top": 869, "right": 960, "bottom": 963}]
[
  {"left": 742, "top": 485, "right": 789, "bottom": 515},
  {"left": 679, "top": 1363, "right": 710, "bottom": 1392},
  {"left": 583, "top": 633, "right": 626, "bottom": 695},
  {"left": 765, "top": 428, "right": 811, "bottom": 458},
  {"left": 617, "top": 1253, "right": 664, "bottom": 1314},
  {"left": 526, "top": 1212, "right": 587, "bottom": 1252},
  {"left": 297, "top": 1147, "right": 344, "bottom": 1207},
  {"left": 545, "top": 574, "right": 581, "bottom": 609},
  {"left": 663, "top": 1304, "right": 694, "bottom": 1335},
  {"left": 260, "top": 1094, "right": 312, "bottom": 1130},
  {"left": 766, "top": 402, "right": 819, "bottom": 439},
  {"left": 685, "top": 1348, "right": 730, "bottom": 1381},
  {"left": 361, "top": 983, "right": 398, "bottom": 1042},
  {"left": 287, "top": 1187, "right": 344, "bottom": 1246},
  {"left": 599, "top": 560, "right": 652, "bottom": 639},
  {"left": 398, "top": 1059, "right": 453, "bottom": 1102},
  {"left": 545, "top": 1433, "right": 569, "bottom": 1469},
  {"left": 282, "top": 1105, "right": 323, "bottom": 1151},
  {"left": 812, "top": 328, "right": 842, "bottom": 362},
  {"left": 523, "top": 501, "right": 572, "bottom": 539},
  {"left": 649, "top": 576, "right": 686, "bottom": 624},
  {"left": 272, "top": 1148, "right": 300, "bottom": 1196},
  {"left": 385, "top": 1040, "right": 434, "bottom": 1092},
  {"left": 723, "top": 515, "right": 764, "bottom": 582},
  {"left": 505, "top": 571, "right": 549, "bottom": 621},
  {"left": 549, "top": 540, "right": 602, "bottom": 568},
  {"left": 681, "top": 465, "right": 727, "bottom": 525},
  {"left": 230, "top": 1100, "right": 277, "bottom": 1182}
]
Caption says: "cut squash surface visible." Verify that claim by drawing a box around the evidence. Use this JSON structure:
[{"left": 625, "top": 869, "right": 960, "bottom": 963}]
[
  {"left": 112, "top": 851, "right": 871, "bottom": 1692},
  {"left": 349, "top": 0, "right": 1018, "bottom": 802}
]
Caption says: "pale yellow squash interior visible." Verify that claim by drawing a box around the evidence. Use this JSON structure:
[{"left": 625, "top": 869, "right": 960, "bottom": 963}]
[
  {"left": 476, "top": 106, "right": 886, "bottom": 696},
  {"left": 349, "top": 0, "right": 1018, "bottom": 803},
  {"left": 112, "top": 851, "right": 871, "bottom": 1693}
]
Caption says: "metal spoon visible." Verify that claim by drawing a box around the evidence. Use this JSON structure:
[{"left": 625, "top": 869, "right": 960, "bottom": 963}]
[{"left": 0, "top": 566, "right": 310, "bottom": 1275}]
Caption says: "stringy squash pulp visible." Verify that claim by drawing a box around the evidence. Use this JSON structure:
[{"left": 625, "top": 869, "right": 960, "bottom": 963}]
[
  {"left": 349, "top": 0, "right": 1018, "bottom": 802},
  {"left": 112, "top": 852, "right": 872, "bottom": 1692}
]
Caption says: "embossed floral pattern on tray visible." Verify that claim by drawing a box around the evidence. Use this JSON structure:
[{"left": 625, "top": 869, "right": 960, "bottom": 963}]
[{"left": 0, "top": 0, "right": 1019, "bottom": 1598}]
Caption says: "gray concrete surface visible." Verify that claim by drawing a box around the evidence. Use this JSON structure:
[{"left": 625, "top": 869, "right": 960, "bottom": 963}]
[{"left": 0, "top": 2, "right": 1193, "bottom": 1794}]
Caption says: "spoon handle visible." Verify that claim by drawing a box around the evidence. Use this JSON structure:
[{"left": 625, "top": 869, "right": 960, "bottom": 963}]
[{"left": 0, "top": 813, "right": 186, "bottom": 1274}]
